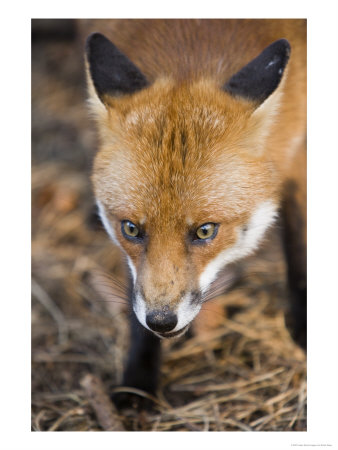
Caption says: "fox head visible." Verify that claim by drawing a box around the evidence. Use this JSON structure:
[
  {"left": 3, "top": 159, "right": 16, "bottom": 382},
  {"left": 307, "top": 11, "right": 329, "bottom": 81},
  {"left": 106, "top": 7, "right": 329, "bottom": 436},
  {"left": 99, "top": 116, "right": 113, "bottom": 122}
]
[{"left": 86, "top": 33, "right": 290, "bottom": 338}]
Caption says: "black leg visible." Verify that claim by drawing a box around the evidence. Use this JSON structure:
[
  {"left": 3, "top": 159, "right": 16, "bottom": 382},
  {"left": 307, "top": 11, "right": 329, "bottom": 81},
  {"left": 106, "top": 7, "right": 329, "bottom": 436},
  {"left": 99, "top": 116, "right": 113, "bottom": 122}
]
[
  {"left": 122, "top": 312, "right": 161, "bottom": 394},
  {"left": 281, "top": 180, "right": 307, "bottom": 350},
  {"left": 112, "top": 311, "right": 161, "bottom": 410}
]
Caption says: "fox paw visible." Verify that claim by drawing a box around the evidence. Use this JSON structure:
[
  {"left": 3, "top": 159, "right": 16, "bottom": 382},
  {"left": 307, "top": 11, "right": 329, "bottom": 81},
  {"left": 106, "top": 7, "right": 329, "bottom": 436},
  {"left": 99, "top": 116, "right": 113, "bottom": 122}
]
[{"left": 111, "top": 388, "right": 157, "bottom": 412}]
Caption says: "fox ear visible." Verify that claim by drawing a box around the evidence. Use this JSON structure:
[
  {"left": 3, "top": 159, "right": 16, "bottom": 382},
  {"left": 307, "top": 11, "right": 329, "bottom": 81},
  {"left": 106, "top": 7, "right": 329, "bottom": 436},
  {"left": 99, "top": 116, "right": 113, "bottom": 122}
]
[
  {"left": 224, "top": 39, "right": 291, "bottom": 105},
  {"left": 85, "top": 32, "right": 149, "bottom": 103}
]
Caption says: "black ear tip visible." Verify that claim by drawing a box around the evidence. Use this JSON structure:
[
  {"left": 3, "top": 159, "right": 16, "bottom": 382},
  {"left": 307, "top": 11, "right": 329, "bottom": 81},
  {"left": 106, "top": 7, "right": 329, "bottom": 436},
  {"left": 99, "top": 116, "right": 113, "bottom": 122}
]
[
  {"left": 275, "top": 38, "right": 291, "bottom": 49},
  {"left": 86, "top": 32, "right": 107, "bottom": 42},
  {"left": 85, "top": 32, "right": 111, "bottom": 57},
  {"left": 273, "top": 38, "right": 291, "bottom": 58},
  {"left": 281, "top": 38, "right": 291, "bottom": 51}
]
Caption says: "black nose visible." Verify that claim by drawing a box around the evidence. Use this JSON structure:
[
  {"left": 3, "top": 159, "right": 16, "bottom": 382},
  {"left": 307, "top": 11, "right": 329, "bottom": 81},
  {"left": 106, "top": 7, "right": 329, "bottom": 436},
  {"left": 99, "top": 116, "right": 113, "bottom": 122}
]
[{"left": 146, "top": 308, "right": 178, "bottom": 333}]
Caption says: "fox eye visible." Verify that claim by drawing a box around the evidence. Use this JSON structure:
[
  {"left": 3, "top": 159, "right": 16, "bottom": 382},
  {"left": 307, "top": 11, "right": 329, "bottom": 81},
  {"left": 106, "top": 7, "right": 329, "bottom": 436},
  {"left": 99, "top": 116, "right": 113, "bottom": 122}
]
[
  {"left": 195, "top": 223, "right": 218, "bottom": 241},
  {"left": 121, "top": 220, "right": 141, "bottom": 240}
]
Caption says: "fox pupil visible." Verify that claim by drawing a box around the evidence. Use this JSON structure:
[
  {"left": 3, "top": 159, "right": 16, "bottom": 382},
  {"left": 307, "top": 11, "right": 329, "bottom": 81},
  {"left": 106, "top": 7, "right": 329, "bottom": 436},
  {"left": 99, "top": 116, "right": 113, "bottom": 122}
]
[{"left": 129, "top": 224, "right": 136, "bottom": 234}]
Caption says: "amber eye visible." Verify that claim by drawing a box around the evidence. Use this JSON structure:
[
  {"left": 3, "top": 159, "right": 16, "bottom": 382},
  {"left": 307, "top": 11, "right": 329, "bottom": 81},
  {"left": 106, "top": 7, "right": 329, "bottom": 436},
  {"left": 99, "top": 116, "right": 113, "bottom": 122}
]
[
  {"left": 121, "top": 220, "right": 140, "bottom": 239},
  {"left": 195, "top": 223, "right": 218, "bottom": 241}
]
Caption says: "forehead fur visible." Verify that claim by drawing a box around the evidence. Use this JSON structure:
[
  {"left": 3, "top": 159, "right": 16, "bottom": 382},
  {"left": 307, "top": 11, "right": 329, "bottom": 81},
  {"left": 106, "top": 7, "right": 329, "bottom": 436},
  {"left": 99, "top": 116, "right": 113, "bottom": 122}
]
[{"left": 92, "top": 78, "right": 278, "bottom": 224}]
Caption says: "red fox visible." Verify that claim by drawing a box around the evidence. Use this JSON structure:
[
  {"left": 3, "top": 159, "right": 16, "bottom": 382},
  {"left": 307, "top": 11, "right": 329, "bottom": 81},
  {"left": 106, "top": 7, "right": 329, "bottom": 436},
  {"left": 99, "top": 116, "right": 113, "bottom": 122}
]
[{"left": 85, "top": 19, "right": 306, "bottom": 404}]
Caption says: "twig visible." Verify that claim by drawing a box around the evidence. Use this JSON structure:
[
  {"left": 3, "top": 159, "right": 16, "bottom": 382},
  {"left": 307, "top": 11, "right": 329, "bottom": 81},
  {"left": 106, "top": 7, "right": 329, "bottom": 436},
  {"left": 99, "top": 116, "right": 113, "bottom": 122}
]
[
  {"left": 48, "top": 406, "right": 86, "bottom": 431},
  {"left": 288, "top": 379, "right": 307, "bottom": 429},
  {"left": 80, "top": 374, "right": 125, "bottom": 431}
]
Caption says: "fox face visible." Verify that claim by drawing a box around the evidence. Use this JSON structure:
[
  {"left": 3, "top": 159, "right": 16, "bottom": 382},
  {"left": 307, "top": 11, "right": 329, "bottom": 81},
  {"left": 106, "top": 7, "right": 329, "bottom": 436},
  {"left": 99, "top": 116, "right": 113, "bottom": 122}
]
[{"left": 87, "top": 33, "right": 289, "bottom": 338}]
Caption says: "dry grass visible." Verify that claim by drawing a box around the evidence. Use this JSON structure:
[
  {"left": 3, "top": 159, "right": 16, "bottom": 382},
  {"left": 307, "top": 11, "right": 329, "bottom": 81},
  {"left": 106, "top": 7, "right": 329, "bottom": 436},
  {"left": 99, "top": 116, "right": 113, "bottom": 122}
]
[{"left": 31, "top": 21, "right": 306, "bottom": 432}]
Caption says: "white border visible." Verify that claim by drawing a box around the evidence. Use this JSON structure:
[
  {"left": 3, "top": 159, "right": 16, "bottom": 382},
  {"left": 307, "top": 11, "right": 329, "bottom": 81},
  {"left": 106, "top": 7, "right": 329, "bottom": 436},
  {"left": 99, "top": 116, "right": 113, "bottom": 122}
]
[{"left": 1, "top": 1, "right": 337, "bottom": 449}]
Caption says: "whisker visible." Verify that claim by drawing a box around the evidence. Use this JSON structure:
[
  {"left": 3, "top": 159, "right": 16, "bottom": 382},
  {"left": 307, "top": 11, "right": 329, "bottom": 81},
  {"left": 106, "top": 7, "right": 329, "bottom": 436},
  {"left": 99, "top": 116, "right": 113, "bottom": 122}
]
[
  {"left": 200, "top": 306, "right": 226, "bottom": 319},
  {"left": 203, "top": 272, "right": 237, "bottom": 302},
  {"left": 90, "top": 269, "right": 127, "bottom": 284},
  {"left": 88, "top": 269, "right": 131, "bottom": 308},
  {"left": 91, "top": 269, "right": 129, "bottom": 288},
  {"left": 95, "top": 299, "right": 129, "bottom": 305},
  {"left": 98, "top": 278, "right": 129, "bottom": 293},
  {"left": 94, "top": 289, "right": 129, "bottom": 302},
  {"left": 92, "top": 276, "right": 128, "bottom": 290},
  {"left": 91, "top": 282, "right": 128, "bottom": 295},
  {"left": 91, "top": 281, "right": 128, "bottom": 296}
]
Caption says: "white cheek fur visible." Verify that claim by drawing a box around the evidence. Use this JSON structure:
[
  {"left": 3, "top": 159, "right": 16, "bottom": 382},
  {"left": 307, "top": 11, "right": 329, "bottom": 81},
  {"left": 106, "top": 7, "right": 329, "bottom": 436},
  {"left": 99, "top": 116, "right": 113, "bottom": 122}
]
[
  {"left": 199, "top": 200, "right": 278, "bottom": 293},
  {"left": 133, "top": 291, "right": 150, "bottom": 330},
  {"left": 96, "top": 200, "right": 119, "bottom": 245},
  {"left": 126, "top": 256, "right": 137, "bottom": 284},
  {"left": 97, "top": 200, "right": 137, "bottom": 284},
  {"left": 175, "top": 294, "right": 201, "bottom": 331}
]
